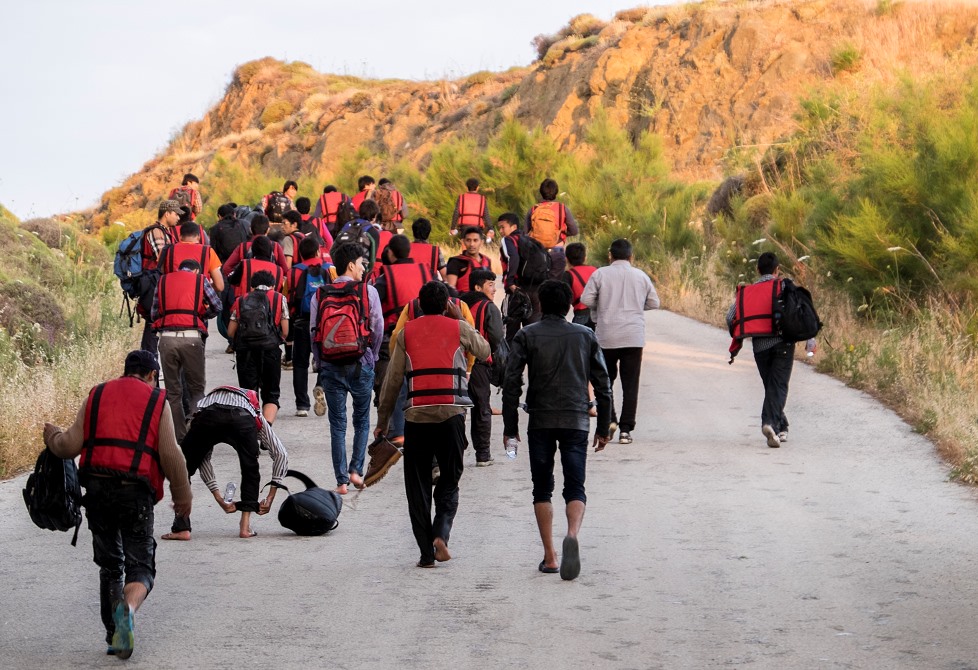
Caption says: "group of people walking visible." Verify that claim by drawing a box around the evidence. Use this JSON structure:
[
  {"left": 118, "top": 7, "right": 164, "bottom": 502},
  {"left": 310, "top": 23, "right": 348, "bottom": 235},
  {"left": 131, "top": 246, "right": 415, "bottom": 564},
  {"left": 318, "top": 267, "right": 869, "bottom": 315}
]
[{"left": 39, "top": 171, "right": 814, "bottom": 661}]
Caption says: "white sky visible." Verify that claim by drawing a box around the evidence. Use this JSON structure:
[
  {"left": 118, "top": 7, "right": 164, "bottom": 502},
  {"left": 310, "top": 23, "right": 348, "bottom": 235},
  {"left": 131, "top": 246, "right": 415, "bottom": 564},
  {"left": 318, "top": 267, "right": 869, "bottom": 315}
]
[{"left": 0, "top": 0, "right": 667, "bottom": 220}]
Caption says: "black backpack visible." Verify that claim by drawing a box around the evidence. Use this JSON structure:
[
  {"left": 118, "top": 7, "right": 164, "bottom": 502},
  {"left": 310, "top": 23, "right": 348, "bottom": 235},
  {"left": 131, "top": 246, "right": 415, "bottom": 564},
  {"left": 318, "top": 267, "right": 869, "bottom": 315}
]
[
  {"left": 505, "top": 287, "right": 533, "bottom": 324},
  {"left": 265, "top": 192, "right": 291, "bottom": 223},
  {"left": 490, "top": 337, "right": 511, "bottom": 388},
  {"left": 235, "top": 290, "right": 281, "bottom": 349},
  {"left": 277, "top": 470, "right": 342, "bottom": 536},
  {"left": 23, "top": 448, "right": 83, "bottom": 546},
  {"left": 516, "top": 234, "right": 552, "bottom": 286},
  {"left": 777, "top": 279, "right": 823, "bottom": 342}
]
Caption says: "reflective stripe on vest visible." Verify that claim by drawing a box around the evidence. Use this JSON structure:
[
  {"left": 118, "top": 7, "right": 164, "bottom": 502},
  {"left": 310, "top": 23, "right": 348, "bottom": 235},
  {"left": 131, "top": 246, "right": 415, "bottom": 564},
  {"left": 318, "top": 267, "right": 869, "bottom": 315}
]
[
  {"left": 160, "top": 242, "right": 209, "bottom": 275},
  {"left": 80, "top": 377, "right": 166, "bottom": 501},
  {"left": 470, "top": 299, "right": 491, "bottom": 340},
  {"left": 380, "top": 262, "right": 432, "bottom": 329},
  {"left": 568, "top": 265, "right": 596, "bottom": 310},
  {"left": 451, "top": 254, "right": 492, "bottom": 294},
  {"left": 237, "top": 259, "right": 284, "bottom": 298},
  {"left": 403, "top": 315, "right": 471, "bottom": 408},
  {"left": 730, "top": 279, "right": 781, "bottom": 340},
  {"left": 153, "top": 271, "right": 206, "bottom": 332},
  {"left": 458, "top": 192, "right": 486, "bottom": 228},
  {"left": 319, "top": 192, "right": 346, "bottom": 223}
]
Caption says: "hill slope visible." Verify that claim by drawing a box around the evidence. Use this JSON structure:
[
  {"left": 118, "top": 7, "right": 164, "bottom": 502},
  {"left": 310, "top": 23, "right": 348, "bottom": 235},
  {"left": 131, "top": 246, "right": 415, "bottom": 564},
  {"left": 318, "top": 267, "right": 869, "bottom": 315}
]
[{"left": 91, "top": 0, "right": 978, "bottom": 227}]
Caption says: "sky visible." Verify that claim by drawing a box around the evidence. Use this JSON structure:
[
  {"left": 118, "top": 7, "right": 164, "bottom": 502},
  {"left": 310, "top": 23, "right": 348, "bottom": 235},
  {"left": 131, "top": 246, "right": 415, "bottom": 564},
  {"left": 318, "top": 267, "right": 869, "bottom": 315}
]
[{"left": 0, "top": 0, "right": 670, "bottom": 220}]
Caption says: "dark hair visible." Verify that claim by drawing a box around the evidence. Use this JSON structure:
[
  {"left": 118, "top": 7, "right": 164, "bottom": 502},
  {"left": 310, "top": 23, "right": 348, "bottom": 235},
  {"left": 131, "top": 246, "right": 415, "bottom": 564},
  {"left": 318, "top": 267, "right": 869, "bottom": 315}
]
[
  {"left": 283, "top": 210, "right": 302, "bottom": 225},
  {"left": 217, "top": 203, "right": 236, "bottom": 219},
  {"left": 182, "top": 173, "right": 199, "bottom": 186},
  {"left": 538, "top": 279, "right": 572, "bottom": 317},
  {"left": 419, "top": 280, "right": 449, "bottom": 316},
  {"left": 250, "top": 270, "right": 275, "bottom": 289},
  {"left": 179, "top": 222, "right": 201, "bottom": 239},
  {"left": 250, "top": 235, "right": 273, "bottom": 260},
  {"left": 378, "top": 177, "right": 391, "bottom": 187},
  {"left": 497, "top": 212, "right": 521, "bottom": 229},
  {"left": 283, "top": 180, "right": 298, "bottom": 192},
  {"left": 539, "top": 178, "right": 559, "bottom": 201},
  {"left": 609, "top": 238, "right": 632, "bottom": 261},
  {"left": 298, "top": 237, "right": 320, "bottom": 262},
  {"left": 757, "top": 251, "right": 779, "bottom": 275},
  {"left": 333, "top": 242, "right": 367, "bottom": 276},
  {"left": 178, "top": 259, "right": 201, "bottom": 272},
  {"left": 412, "top": 217, "right": 432, "bottom": 241},
  {"left": 323, "top": 185, "right": 337, "bottom": 194},
  {"left": 466, "top": 178, "right": 479, "bottom": 191},
  {"left": 565, "top": 242, "right": 587, "bottom": 266},
  {"left": 178, "top": 206, "right": 193, "bottom": 223},
  {"left": 295, "top": 196, "right": 311, "bottom": 215},
  {"left": 250, "top": 215, "right": 270, "bottom": 236},
  {"left": 267, "top": 228, "right": 285, "bottom": 244},
  {"left": 358, "top": 199, "right": 379, "bottom": 221},
  {"left": 357, "top": 175, "right": 375, "bottom": 191},
  {"left": 387, "top": 234, "right": 411, "bottom": 259},
  {"left": 123, "top": 349, "right": 159, "bottom": 376},
  {"left": 461, "top": 226, "right": 483, "bottom": 239},
  {"left": 469, "top": 269, "right": 496, "bottom": 290}
]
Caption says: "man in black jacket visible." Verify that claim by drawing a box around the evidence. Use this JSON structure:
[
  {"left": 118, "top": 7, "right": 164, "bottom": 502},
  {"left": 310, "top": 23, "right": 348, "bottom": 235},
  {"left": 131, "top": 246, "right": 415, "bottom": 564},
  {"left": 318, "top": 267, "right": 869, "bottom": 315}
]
[
  {"left": 209, "top": 203, "right": 250, "bottom": 263},
  {"left": 460, "top": 269, "right": 504, "bottom": 465},
  {"left": 502, "top": 280, "right": 612, "bottom": 581}
]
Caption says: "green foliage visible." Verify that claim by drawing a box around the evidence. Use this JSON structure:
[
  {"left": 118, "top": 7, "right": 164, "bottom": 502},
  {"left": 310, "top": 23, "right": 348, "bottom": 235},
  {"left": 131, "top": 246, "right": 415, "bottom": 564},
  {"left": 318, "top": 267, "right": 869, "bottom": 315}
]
[
  {"left": 830, "top": 44, "right": 862, "bottom": 75},
  {"left": 260, "top": 100, "right": 295, "bottom": 127}
]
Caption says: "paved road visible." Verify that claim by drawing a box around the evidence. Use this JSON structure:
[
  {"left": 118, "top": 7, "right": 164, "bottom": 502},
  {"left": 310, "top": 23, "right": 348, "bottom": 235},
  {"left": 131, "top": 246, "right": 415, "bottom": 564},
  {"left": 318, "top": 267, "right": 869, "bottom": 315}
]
[{"left": 3, "top": 311, "right": 978, "bottom": 669}]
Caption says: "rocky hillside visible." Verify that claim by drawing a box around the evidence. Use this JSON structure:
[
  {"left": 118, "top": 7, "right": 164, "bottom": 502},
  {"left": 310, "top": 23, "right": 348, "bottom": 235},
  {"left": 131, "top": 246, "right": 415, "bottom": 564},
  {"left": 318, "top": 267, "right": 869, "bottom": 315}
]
[{"left": 92, "top": 0, "right": 978, "bottom": 228}]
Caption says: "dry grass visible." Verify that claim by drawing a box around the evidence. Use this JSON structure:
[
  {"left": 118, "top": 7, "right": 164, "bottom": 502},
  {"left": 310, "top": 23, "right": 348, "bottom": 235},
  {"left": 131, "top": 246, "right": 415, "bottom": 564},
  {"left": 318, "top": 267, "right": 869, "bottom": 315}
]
[{"left": 0, "top": 326, "right": 137, "bottom": 478}]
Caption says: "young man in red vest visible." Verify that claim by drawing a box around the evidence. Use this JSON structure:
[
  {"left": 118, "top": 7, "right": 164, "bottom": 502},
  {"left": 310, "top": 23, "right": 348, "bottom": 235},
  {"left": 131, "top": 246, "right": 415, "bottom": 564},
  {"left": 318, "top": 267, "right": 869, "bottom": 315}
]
[
  {"left": 158, "top": 222, "right": 225, "bottom": 291},
  {"left": 562, "top": 242, "right": 596, "bottom": 330},
  {"left": 459, "top": 269, "right": 504, "bottom": 466},
  {"left": 376, "top": 280, "right": 490, "bottom": 568},
  {"left": 446, "top": 226, "right": 492, "bottom": 294},
  {"left": 451, "top": 178, "right": 493, "bottom": 241},
  {"left": 151, "top": 259, "right": 222, "bottom": 442},
  {"left": 727, "top": 252, "right": 817, "bottom": 448},
  {"left": 228, "top": 269, "right": 289, "bottom": 424},
  {"left": 524, "top": 178, "right": 580, "bottom": 279},
  {"left": 221, "top": 215, "right": 289, "bottom": 280},
  {"left": 162, "top": 385, "right": 289, "bottom": 541},
  {"left": 231, "top": 235, "right": 285, "bottom": 299},
  {"left": 409, "top": 217, "right": 446, "bottom": 278},
  {"left": 43, "top": 350, "right": 192, "bottom": 658},
  {"left": 314, "top": 184, "right": 350, "bottom": 233},
  {"left": 350, "top": 175, "right": 376, "bottom": 212},
  {"left": 138, "top": 199, "right": 183, "bottom": 357}
]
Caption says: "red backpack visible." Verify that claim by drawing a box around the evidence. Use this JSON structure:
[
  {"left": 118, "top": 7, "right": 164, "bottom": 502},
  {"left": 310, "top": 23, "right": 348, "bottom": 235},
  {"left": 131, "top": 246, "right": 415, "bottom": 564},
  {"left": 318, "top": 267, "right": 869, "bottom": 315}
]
[{"left": 314, "top": 281, "right": 372, "bottom": 364}]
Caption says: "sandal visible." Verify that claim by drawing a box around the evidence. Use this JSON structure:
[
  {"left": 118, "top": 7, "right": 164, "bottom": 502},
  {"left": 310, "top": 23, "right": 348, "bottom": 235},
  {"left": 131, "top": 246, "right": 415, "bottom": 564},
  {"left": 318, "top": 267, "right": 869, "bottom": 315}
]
[{"left": 538, "top": 560, "right": 559, "bottom": 574}]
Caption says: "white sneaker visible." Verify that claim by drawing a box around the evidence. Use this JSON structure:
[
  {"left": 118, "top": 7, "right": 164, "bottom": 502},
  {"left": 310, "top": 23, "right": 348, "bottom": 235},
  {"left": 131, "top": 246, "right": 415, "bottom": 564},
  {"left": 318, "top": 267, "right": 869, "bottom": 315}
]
[
  {"left": 313, "top": 386, "right": 326, "bottom": 416},
  {"left": 619, "top": 431, "right": 633, "bottom": 444},
  {"left": 762, "top": 425, "right": 781, "bottom": 448},
  {"left": 295, "top": 409, "right": 309, "bottom": 417},
  {"left": 778, "top": 431, "right": 788, "bottom": 443}
]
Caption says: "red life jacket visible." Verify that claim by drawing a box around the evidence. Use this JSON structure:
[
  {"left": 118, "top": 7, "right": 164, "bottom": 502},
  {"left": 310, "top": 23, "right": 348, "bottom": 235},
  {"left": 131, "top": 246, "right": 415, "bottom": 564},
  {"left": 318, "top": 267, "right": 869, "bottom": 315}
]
[
  {"left": 159, "top": 242, "right": 210, "bottom": 275},
  {"left": 450, "top": 253, "right": 492, "bottom": 293},
  {"left": 403, "top": 315, "right": 472, "bottom": 408},
  {"left": 351, "top": 190, "right": 368, "bottom": 212},
  {"left": 209, "top": 385, "right": 264, "bottom": 431},
  {"left": 469, "top": 298, "right": 493, "bottom": 341},
  {"left": 728, "top": 279, "right": 782, "bottom": 361},
  {"left": 378, "top": 262, "right": 432, "bottom": 330},
  {"left": 457, "top": 192, "right": 487, "bottom": 228},
  {"left": 567, "top": 265, "right": 596, "bottom": 311},
  {"left": 370, "top": 230, "right": 395, "bottom": 280},
  {"left": 152, "top": 271, "right": 207, "bottom": 332},
  {"left": 141, "top": 223, "right": 177, "bottom": 272},
  {"left": 232, "top": 239, "right": 287, "bottom": 273},
  {"left": 80, "top": 377, "right": 167, "bottom": 501},
  {"left": 319, "top": 192, "right": 347, "bottom": 224},
  {"left": 236, "top": 258, "right": 284, "bottom": 298},
  {"left": 409, "top": 241, "right": 440, "bottom": 276}
]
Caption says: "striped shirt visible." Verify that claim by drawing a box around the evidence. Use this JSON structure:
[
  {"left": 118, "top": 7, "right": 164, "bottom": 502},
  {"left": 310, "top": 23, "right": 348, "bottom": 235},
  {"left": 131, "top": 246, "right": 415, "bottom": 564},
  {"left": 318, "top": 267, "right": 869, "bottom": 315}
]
[{"left": 195, "top": 389, "right": 289, "bottom": 492}]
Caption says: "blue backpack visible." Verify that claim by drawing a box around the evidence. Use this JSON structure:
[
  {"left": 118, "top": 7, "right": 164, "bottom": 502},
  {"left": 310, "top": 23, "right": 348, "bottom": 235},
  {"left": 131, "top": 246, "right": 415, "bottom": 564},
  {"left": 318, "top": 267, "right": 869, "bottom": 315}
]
[
  {"left": 301, "top": 264, "right": 330, "bottom": 316},
  {"left": 114, "top": 229, "right": 146, "bottom": 298}
]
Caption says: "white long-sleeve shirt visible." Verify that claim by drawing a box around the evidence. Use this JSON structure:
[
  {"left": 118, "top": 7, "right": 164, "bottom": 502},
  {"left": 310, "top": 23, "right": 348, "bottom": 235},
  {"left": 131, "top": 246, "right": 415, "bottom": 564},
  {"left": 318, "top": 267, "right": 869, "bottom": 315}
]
[{"left": 580, "top": 260, "right": 660, "bottom": 349}]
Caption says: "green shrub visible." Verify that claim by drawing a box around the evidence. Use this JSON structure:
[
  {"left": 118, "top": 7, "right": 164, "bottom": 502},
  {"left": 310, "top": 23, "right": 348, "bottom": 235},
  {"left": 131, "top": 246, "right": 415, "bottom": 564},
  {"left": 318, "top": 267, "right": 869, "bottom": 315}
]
[
  {"left": 260, "top": 100, "right": 295, "bottom": 127},
  {"left": 830, "top": 44, "right": 862, "bottom": 75}
]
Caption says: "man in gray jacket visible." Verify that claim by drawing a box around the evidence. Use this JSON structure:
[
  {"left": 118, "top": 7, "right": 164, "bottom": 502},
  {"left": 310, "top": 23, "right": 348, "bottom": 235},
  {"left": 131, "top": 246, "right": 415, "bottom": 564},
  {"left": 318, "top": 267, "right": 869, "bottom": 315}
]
[
  {"left": 503, "top": 280, "right": 612, "bottom": 581},
  {"left": 580, "top": 238, "right": 660, "bottom": 444}
]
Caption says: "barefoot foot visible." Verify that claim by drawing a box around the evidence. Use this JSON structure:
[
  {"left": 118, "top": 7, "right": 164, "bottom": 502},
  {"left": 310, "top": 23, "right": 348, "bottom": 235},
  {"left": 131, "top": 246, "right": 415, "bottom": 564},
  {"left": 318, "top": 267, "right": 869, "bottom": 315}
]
[
  {"left": 160, "top": 531, "right": 191, "bottom": 541},
  {"left": 433, "top": 537, "right": 452, "bottom": 562}
]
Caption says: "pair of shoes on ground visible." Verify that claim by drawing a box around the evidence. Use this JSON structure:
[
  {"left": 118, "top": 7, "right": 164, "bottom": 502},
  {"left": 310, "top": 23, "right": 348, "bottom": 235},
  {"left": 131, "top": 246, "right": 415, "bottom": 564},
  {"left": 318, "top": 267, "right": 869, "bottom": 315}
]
[
  {"left": 762, "top": 425, "right": 783, "bottom": 448},
  {"left": 313, "top": 386, "right": 326, "bottom": 416},
  {"left": 111, "top": 601, "right": 135, "bottom": 660}
]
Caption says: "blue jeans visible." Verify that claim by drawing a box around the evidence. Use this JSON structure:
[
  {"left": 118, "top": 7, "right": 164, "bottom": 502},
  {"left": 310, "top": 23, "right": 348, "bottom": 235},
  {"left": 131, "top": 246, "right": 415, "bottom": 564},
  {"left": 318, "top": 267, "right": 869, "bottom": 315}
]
[{"left": 318, "top": 362, "right": 375, "bottom": 485}]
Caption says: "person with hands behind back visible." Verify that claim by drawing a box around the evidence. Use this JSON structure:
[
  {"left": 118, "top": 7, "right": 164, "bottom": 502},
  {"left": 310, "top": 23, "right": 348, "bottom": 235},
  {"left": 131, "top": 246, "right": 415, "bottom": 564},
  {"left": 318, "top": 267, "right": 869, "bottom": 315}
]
[{"left": 502, "top": 280, "right": 612, "bottom": 581}]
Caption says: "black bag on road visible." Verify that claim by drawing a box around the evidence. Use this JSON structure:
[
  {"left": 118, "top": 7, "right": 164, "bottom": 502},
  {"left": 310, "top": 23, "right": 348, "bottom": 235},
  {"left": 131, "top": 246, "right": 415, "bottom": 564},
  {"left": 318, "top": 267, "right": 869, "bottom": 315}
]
[
  {"left": 277, "top": 470, "right": 342, "bottom": 536},
  {"left": 23, "top": 448, "right": 83, "bottom": 546}
]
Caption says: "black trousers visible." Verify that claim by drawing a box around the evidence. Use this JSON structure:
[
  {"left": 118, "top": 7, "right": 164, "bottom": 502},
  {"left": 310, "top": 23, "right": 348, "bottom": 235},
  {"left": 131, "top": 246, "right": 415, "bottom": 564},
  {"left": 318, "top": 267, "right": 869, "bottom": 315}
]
[
  {"left": 402, "top": 414, "right": 467, "bottom": 563},
  {"left": 292, "top": 318, "right": 312, "bottom": 411},
  {"left": 468, "top": 361, "right": 492, "bottom": 462},
  {"left": 753, "top": 342, "right": 795, "bottom": 432},
  {"left": 172, "top": 407, "right": 261, "bottom": 533},
  {"left": 235, "top": 346, "right": 282, "bottom": 407},
  {"left": 82, "top": 477, "right": 156, "bottom": 644},
  {"left": 602, "top": 347, "right": 644, "bottom": 433}
]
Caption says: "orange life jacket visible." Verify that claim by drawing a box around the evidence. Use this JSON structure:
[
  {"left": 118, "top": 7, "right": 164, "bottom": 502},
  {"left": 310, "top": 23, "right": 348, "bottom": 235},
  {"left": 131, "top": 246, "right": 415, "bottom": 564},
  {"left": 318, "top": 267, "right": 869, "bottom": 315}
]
[
  {"left": 159, "top": 242, "right": 210, "bottom": 275},
  {"left": 378, "top": 262, "right": 432, "bottom": 330},
  {"left": 450, "top": 253, "right": 492, "bottom": 293},
  {"left": 236, "top": 258, "right": 284, "bottom": 298},
  {"left": 80, "top": 377, "right": 167, "bottom": 501},
  {"left": 409, "top": 242, "right": 440, "bottom": 275},
  {"left": 403, "top": 315, "right": 472, "bottom": 408},
  {"left": 153, "top": 271, "right": 207, "bottom": 332},
  {"left": 728, "top": 279, "right": 782, "bottom": 361},
  {"left": 567, "top": 265, "right": 596, "bottom": 311},
  {"left": 457, "top": 192, "right": 487, "bottom": 228},
  {"left": 318, "top": 191, "right": 347, "bottom": 224}
]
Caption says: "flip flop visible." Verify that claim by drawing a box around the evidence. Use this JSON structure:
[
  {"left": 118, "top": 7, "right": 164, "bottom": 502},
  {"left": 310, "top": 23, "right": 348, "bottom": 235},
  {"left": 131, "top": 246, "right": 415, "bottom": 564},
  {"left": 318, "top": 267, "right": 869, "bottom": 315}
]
[
  {"left": 417, "top": 560, "right": 436, "bottom": 568},
  {"left": 538, "top": 560, "right": 559, "bottom": 574},
  {"left": 240, "top": 530, "right": 257, "bottom": 538},
  {"left": 560, "top": 536, "right": 581, "bottom": 581}
]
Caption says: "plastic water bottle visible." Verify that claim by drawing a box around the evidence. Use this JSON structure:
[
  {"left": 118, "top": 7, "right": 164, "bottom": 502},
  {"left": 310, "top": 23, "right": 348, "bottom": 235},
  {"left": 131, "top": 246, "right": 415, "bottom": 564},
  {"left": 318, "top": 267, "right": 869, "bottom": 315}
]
[
  {"left": 505, "top": 437, "right": 519, "bottom": 460},
  {"left": 223, "top": 482, "right": 236, "bottom": 503}
]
